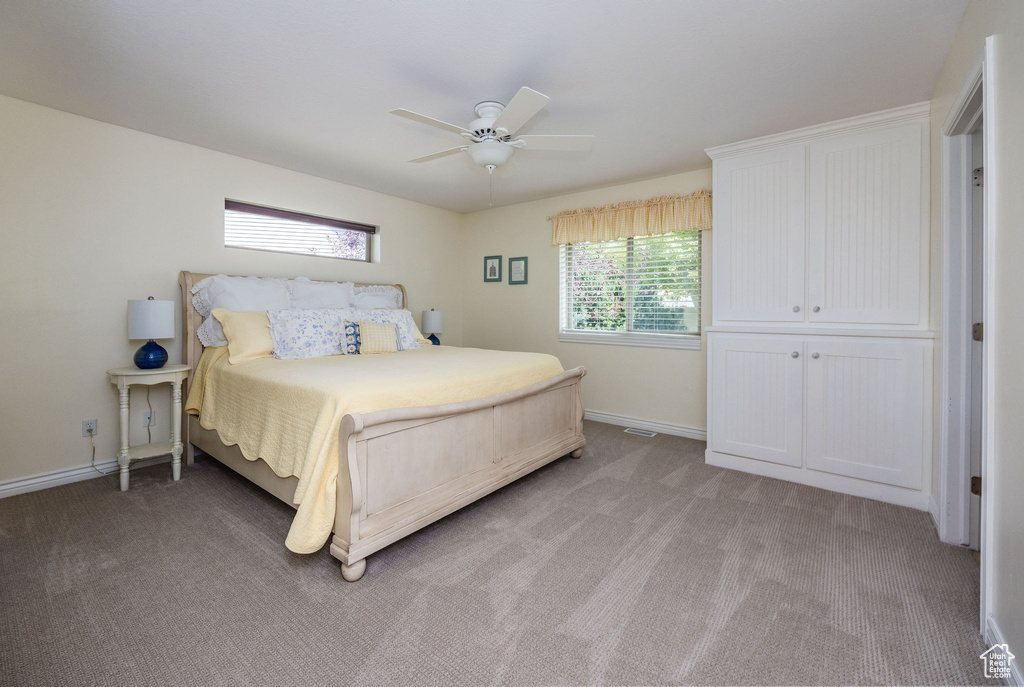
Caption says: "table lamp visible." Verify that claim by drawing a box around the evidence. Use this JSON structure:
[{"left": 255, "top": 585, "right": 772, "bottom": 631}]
[
  {"left": 128, "top": 297, "right": 175, "bottom": 369},
  {"left": 422, "top": 309, "right": 442, "bottom": 346}
]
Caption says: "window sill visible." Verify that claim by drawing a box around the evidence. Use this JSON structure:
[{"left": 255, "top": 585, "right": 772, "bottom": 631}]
[{"left": 558, "top": 330, "right": 702, "bottom": 350}]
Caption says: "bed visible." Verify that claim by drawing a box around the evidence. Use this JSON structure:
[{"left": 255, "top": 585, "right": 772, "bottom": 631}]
[{"left": 178, "top": 271, "right": 586, "bottom": 581}]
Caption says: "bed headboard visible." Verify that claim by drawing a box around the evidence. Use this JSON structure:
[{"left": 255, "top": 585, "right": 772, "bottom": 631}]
[{"left": 177, "top": 271, "right": 408, "bottom": 381}]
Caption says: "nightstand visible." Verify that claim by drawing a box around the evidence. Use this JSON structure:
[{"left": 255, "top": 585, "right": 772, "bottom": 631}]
[{"left": 106, "top": 364, "right": 190, "bottom": 491}]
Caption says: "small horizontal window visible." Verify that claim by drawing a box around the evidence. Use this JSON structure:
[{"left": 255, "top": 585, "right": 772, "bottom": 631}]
[{"left": 224, "top": 200, "right": 375, "bottom": 262}]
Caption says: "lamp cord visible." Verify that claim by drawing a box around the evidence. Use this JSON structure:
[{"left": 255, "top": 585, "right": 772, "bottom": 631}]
[
  {"left": 85, "top": 390, "right": 155, "bottom": 479},
  {"left": 88, "top": 428, "right": 104, "bottom": 476},
  {"left": 146, "top": 387, "right": 153, "bottom": 444}
]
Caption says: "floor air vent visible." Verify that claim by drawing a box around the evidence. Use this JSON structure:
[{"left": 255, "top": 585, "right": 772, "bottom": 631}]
[{"left": 624, "top": 428, "right": 657, "bottom": 437}]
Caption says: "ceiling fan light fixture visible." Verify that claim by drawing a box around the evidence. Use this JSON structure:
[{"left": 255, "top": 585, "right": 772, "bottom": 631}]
[{"left": 466, "top": 140, "right": 514, "bottom": 170}]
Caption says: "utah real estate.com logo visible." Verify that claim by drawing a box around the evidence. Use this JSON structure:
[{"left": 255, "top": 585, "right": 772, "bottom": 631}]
[{"left": 980, "top": 643, "right": 1015, "bottom": 680}]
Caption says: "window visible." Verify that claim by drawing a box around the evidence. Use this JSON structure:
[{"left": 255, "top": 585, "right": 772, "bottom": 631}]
[
  {"left": 224, "top": 200, "right": 375, "bottom": 262},
  {"left": 559, "top": 230, "right": 701, "bottom": 349}
]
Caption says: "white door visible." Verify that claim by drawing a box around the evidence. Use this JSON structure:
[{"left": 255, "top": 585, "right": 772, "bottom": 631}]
[
  {"left": 804, "top": 338, "right": 929, "bottom": 489},
  {"left": 807, "top": 124, "right": 923, "bottom": 325},
  {"left": 713, "top": 146, "right": 806, "bottom": 322},
  {"left": 709, "top": 334, "right": 804, "bottom": 467}
]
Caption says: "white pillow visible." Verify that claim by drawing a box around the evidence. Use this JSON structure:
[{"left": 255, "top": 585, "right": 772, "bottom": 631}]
[
  {"left": 352, "top": 285, "right": 403, "bottom": 309},
  {"left": 286, "top": 277, "right": 355, "bottom": 309},
  {"left": 350, "top": 308, "right": 422, "bottom": 351},
  {"left": 192, "top": 275, "right": 290, "bottom": 347},
  {"left": 267, "top": 309, "right": 350, "bottom": 359}
]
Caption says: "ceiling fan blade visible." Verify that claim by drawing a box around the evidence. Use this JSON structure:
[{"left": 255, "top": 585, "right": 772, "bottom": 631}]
[
  {"left": 492, "top": 87, "right": 549, "bottom": 136},
  {"left": 390, "top": 109, "right": 471, "bottom": 136},
  {"left": 408, "top": 147, "right": 467, "bottom": 163},
  {"left": 517, "top": 135, "right": 594, "bottom": 152}
]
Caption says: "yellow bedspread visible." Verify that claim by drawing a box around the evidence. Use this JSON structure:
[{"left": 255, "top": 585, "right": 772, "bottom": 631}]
[{"left": 185, "top": 345, "right": 564, "bottom": 553}]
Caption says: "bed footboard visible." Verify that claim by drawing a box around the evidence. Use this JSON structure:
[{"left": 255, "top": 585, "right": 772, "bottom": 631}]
[{"left": 329, "top": 366, "right": 586, "bottom": 580}]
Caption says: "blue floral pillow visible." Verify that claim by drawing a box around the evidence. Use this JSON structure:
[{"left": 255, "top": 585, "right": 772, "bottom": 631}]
[
  {"left": 344, "top": 321, "right": 361, "bottom": 354},
  {"left": 266, "top": 309, "right": 348, "bottom": 359}
]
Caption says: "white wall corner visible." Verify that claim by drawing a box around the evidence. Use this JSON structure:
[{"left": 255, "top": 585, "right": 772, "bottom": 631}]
[
  {"left": 985, "top": 616, "right": 1024, "bottom": 686},
  {"left": 928, "top": 494, "right": 941, "bottom": 534}
]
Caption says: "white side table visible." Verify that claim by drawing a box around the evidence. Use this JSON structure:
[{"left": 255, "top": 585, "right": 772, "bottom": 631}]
[{"left": 106, "top": 364, "right": 190, "bottom": 491}]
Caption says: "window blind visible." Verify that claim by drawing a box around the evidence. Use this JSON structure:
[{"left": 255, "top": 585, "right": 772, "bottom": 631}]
[
  {"left": 560, "top": 230, "right": 700, "bottom": 337},
  {"left": 224, "top": 200, "right": 375, "bottom": 262}
]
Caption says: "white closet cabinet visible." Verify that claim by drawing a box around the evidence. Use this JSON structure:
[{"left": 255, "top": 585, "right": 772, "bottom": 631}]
[
  {"left": 711, "top": 111, "right": 927, "bottom": 328},
  {"left": 708, "top": 334, "right": 803, "bottom": 468},
  {"left": 807, "top": 124, "right": 923, "bottom": 325},
  {"left": 708, "top": 333, "right": 930, "bottom": 493},
  {"left": 705, "top": 104, "right": 933, "bottom": 511},
  {"left": 713, "top": 146, "right": 806, "bottom": 322},
  {"left": 803, "top": 338, "right": 929, "bottom": 490}
]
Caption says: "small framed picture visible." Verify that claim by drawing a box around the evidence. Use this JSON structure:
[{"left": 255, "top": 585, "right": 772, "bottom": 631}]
[
  {"left": 509, "top": 257, "right": 528, "bottom": 285},
  {"left": 484, "top": 255, "right": 502, "bottom": 282}
]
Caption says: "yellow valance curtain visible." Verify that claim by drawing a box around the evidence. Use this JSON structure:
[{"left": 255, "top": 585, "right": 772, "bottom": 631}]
[{"left": 551, "top": 189, "right": 711, "bottom": 246}]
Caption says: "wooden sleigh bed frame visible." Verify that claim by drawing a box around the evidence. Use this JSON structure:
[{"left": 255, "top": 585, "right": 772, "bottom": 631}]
[{"left": 178, "top": 271, "right": 586, "bottom": 581}]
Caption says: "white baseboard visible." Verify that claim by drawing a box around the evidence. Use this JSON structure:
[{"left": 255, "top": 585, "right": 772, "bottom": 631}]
[
  {"left": 584, "top": 409, "right": 707, "bottom": 441},
  {"left": 0, "top": 455, "right": 171, "bottom": 499},
  {"left": 705, "top": 449, "right": 932, "bottom": 511},
  {"left": 986, "top": 616, "right": 1024, "bottom": 686}
]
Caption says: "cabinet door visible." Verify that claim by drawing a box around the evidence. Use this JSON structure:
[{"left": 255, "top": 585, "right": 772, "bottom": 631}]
[
  {"left": 709, "top": 334, "right": 804, "bottom": 467},
  {"left": 804, "top": 338, "right": 928, "bottom": 489},
  {"left": 713, "top": 147, "right": 806, "bottom": 322},
  {"left": 807, "top": 124, "right": 923, "bottom": 325}
]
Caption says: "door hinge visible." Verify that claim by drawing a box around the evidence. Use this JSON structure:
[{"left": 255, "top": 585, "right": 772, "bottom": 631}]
[
  {"left": 973, "top": 167, "right": 984, "bottom": 187},
  {"left": 972, "top": 322, "right": 984, "bottom": 342},
  {"left": 971, "top": 475, "right": 982, "bottom": 496}
]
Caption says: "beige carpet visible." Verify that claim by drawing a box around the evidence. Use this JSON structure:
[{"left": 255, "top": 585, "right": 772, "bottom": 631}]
[{"left": 0, "top": 421, "right": 992, "bottom": 685}]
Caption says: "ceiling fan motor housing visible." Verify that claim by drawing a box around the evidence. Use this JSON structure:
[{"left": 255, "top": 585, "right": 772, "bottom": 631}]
[
  {"left": 470, "top": 101, "right": 511, "bottom": 141},
  {"left": 466, "top": 100, "right": 515, "bottom": 170}
]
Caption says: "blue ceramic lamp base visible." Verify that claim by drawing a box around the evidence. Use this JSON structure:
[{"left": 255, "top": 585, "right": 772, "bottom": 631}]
[
  {"left": 134, "top": 340, "right": 168, "bottom": 369},
  {"left": 427, "top": 334, "right": 440, "bottom": 345}
]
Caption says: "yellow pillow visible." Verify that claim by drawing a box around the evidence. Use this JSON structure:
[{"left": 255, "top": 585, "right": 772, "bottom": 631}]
[
  {"left": 358, "top": 321, "right": 400, "bottom": 354},
  {"left": 211, "top": 309, "right": 273, "bottom": 364}
]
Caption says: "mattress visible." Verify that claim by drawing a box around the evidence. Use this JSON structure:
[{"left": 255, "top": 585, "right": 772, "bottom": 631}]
[{"left": 185, "top": 345, "right": 565, "bottom": 553}]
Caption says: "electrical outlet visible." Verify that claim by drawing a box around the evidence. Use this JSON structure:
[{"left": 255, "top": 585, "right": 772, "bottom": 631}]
[
  {"left": 82, "top": 419, "right": 98, "bottom": 437},
  {"left": 143, "top": 411, "right": 155, "bottom": 427}
]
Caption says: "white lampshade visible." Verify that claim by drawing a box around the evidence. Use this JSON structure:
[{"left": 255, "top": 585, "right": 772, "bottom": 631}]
[
  {"left": 128, "top": 298, "right": 175, "bottom": 340},
  {"left": 421, "top": 309, "right": 443, "bottom": 334}
]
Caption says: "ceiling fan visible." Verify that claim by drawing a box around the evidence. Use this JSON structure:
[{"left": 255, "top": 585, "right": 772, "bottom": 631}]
[{"left": 390, "top": 87, "right": 594, "bottom": 174}]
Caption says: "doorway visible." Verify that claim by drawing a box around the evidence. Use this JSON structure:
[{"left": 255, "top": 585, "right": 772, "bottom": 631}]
[
  {"left": 967, "top": 126, "right": 983, "bottom": 552},
  {"left": 939, "top": 39, "right": 994, "bottom": 637}
]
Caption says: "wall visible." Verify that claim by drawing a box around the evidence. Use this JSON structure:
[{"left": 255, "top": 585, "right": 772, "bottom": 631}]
[
  {"left": 928, "top": 0, "right": 1024, "bottom": 657},
  {"left": 460, "top": 169, "right": 712, "bottom": 435},
  {"left": 0, "top": 95, "right": 463, "bottom": 485}
]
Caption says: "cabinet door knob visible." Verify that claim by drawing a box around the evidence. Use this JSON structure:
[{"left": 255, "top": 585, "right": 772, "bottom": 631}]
[
  {"left": 793, "top": 305, "right": 801, "bottom": 313},
  {"left": 811, "top": 352, "right": 820, "bottom": 359},
  {"left": 791, "top": 351, "right": 800, "bottom": 358},
  {"left": 813, "top": 306, "right": 821, "bottom": 313}
]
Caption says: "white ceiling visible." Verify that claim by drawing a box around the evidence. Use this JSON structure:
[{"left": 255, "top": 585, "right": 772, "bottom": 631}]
[{"left": 0, "top": 0, "right": 967, "bottom": 214}]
